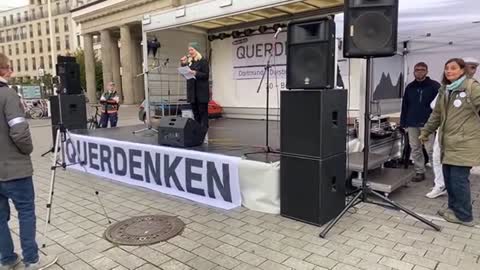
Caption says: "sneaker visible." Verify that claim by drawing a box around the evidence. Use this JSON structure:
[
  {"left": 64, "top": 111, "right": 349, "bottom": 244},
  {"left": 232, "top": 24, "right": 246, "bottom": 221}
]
[
  {"left": 24, "top": 255, "right": 58, "bottom": 270},
  {"left": 442, "top": 211, "right": 475, "bottom": 227},
  {"left": 0, "top": 256, "right": 21, "bottom": 270},
  {"left": 412, "top": 173, "right": 425, "bottom": 182},
  {"left": 426, "top": 186, "right": 447, "bottom": 198},
  {"left": 437, "top": 207, "right": 452, "bottom": 217}
]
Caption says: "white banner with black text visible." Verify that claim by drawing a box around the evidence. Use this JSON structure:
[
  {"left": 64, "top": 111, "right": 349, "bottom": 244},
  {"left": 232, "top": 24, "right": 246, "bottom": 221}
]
[
  {"left": 64, "top": 134, "right": 242, "bottom": 210},
  {"left": 232, "top": 32, "right": 287, "bottom": 81}
]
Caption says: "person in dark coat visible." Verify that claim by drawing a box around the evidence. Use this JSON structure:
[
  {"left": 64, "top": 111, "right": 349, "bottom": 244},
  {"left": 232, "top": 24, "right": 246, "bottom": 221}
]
[
  {"left": 400, "top": 62, "right": 440, "bottom": 182},
  {"left": 180, "top": 42, "right": 210, "bottom": 130}
]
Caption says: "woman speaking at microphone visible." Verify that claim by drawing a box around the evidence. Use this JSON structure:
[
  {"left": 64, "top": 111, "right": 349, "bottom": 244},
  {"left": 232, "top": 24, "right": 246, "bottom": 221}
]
[{"left": 180, "top": 42, "right": 210, "bottom": 130}]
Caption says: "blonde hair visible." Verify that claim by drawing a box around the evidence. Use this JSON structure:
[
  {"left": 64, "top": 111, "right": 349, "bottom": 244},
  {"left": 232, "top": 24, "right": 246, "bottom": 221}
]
[
  {"left": 188, "top": 50, "right": 203, "bottom": 64},
  {"left": 0, "top": 53, "right": 9, "bottom": 68}
]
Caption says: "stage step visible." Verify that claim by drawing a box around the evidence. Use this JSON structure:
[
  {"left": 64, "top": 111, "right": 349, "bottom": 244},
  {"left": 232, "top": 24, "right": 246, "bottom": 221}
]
[{"left": 352, "top": 168, "right": 415, "bottom": 196}]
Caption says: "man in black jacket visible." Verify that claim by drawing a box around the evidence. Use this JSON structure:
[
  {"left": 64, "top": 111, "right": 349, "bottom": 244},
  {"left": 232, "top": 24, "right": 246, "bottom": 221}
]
[{"left": 400, "top": 62, "right": 440, "bottom": 182}]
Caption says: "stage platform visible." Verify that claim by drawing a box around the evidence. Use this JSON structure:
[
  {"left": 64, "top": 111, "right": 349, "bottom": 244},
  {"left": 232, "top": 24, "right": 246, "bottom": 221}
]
[
  {"left": 74, "top": 118, "right": 282, "bottom": 163},
  {"left": 68, "top": 118, "right": 412, "bottom": 216}
]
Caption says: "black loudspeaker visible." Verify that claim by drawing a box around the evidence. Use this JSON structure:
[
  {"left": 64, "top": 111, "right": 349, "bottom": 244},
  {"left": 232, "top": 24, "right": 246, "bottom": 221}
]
[
  {"left": 286, "top": 17, "right": 335, "bottom": 89},
  {"left": 57, "top": 55, "right": 76, "bottom": 63},
  {"left": 280, "top": 89, "right": 347, "bottom": 226},
  {"left": 56, "top": 62, "right": 82, "bottom": 95},
  {"left": 280, "top": 90, "right": 347, "bottom": 158},
  {"left": 281, "top": 153, "right": 346, "bottom": 226},
  {"left": 50, "top": 95, "right": 87, "bottom": 144},
  {"left": 343, "top": 0, "right": 399, "bottom": 58},
  {"left": 158, "top": 116, "right": 206, "bottom": 147}
]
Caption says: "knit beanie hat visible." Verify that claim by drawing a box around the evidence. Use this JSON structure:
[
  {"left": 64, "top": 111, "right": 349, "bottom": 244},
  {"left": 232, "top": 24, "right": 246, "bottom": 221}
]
[{"left": 188, "top": 42, "right": 201, "bottom": 52}]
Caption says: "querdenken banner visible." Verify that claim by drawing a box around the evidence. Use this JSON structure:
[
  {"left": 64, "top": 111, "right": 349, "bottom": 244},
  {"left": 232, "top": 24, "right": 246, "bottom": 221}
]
[{"left": 64, "top": 134, "right": 242, "bottom": 210}]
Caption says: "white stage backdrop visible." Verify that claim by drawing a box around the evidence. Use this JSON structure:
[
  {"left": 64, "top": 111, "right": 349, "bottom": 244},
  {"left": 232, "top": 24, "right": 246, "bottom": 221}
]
[{"left": 64, "top": 134, "right": 242, "bottom": 210}]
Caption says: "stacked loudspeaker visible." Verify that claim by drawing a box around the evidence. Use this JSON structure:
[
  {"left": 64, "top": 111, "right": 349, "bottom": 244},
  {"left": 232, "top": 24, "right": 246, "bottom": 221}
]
[
  {"left": 281, "top": 1, "right": 399, "bottom": 226},
  {"left": 50, "top": 56, "right": 86, "bottom": 144},
  {"left": 280, "top": 17, "right": 347, "bottom": 226}
]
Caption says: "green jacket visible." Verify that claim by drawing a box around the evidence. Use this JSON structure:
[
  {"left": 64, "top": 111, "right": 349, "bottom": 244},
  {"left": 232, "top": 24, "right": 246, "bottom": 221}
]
[{"left": 421, "top": 78, "right": 480, "bottom": 167}]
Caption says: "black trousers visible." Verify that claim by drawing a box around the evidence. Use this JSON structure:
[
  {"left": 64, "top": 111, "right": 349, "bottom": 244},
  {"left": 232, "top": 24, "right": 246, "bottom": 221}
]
[{"left": 191, "top": 102, "right": 209, "bottom": 130}]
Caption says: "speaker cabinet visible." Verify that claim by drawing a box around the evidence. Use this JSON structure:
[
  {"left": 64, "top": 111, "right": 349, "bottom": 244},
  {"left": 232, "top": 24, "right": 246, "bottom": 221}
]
[
  {"left": 286, "top": 17, "right": 335, "bottom": 89},
  {"left": 56, "top": 62, "right": 82, "bottom": 95},
  {"left": 280, "top": 89, "right": 347, "bottom": 225},
  {"left": 281, "top": 153, "right": 346, "bottom": 226},
  {"left": 281, "top": 90, "right": 347, "bottom": 159},
  {"left": 158, "top": 116, "right": 206, "bottom": 147},
  {"left": 50, "top": 95, "right": 87, "bottom": 144},
  {"left": 343, "top": 0, "right": 399, "bottom": 58}
]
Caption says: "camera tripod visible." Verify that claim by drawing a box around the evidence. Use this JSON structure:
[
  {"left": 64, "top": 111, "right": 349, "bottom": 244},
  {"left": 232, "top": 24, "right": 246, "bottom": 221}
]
[{"left": 42, "top": 93, "right": 112, "bottom": 248}]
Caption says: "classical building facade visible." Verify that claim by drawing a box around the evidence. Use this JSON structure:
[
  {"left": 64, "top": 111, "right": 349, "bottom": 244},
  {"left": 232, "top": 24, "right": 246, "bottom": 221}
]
[
  {"left": 0, "top": 0, "right": 88, "bottom": 81},
  {"left": 72, "top": 0, "right": 198, "bottom": 104}
]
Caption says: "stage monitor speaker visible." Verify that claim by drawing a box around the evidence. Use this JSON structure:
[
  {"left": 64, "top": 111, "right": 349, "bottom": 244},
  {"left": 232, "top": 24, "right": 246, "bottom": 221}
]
[
  {"left": 286, "top": 17, "right": 335, "bottom": 89},
  {"left": 50, "top": 95, "right": 87, "bottom": 144},
  {"left": 343, "top": 0, "right": 399, "bottom": 58},
  {"left": 280, "top": 90, "right": 347, "bottom": 159},
  {"left": 158, "top": 116, "right": 206, "bottom": 147},
  {"left": 56, "top": 62, "right": 82, "bottom": 95},
  {"left": 280, "top": 152, "right": 346, "bottom": 226}
]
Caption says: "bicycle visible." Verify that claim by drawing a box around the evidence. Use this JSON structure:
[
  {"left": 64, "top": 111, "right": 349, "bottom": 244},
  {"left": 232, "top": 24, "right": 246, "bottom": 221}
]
[
  {"left": 24, "top": 99, "right": 49, "bottom": 119},
  {"left": 87, "top": 105, "right": 102, "bottom": 129}
]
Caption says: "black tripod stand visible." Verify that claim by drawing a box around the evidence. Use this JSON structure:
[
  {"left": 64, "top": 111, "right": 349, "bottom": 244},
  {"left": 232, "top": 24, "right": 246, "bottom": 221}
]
[
  {"left": 43, "top": 92, "right": 112, "bottom": 249},
  {"left": 244, "top": 51, "right": 278, "bottom": 157},
  {"left": 319, "top": 57, "right": 441, "bottom": 238}
]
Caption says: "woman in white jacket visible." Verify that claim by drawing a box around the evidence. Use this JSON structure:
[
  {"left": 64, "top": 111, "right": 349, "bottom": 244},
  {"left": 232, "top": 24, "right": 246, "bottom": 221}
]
[{"left": 425, "top": 94, "right": 446, "bottom": 198}]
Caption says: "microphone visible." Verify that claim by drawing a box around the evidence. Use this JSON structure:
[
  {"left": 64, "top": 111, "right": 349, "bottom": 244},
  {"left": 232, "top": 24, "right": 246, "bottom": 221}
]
[{"left": 274, "top": 27, "right": 282, "bottom": 39}]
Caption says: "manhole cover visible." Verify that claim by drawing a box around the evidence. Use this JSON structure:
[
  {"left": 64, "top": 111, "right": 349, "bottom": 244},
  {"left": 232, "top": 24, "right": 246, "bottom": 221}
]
[{"left": 105, "top": 215, "right": 185, "bottom": 246}]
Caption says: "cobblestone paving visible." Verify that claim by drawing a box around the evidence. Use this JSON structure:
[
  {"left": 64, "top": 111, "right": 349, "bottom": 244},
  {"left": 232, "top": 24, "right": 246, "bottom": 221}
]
[{"left": 6, "top": 114, "right": 479, "bottom": 270}]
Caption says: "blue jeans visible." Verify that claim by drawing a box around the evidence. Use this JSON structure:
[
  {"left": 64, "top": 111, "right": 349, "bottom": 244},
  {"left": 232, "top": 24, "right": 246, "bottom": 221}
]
[
  {"left": 442, "top": 164, "right": 473, "bottom": 222},
  {"left": 0, "top": 177, "right": 38, "bottom": 265},
  {"left": 100, "top": 112, "right": 118, "bottom": 128}
]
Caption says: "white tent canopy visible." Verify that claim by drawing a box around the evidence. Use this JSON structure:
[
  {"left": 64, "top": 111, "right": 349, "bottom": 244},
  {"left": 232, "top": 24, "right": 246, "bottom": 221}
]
[{"left": 335, "top": 0, "right": 480, "bottom": 50}]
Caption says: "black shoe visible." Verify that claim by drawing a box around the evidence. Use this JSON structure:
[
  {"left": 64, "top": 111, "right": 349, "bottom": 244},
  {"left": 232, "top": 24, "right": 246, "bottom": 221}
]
[{"left": 412, "top": 173, "right": 425, "bottom": 182}]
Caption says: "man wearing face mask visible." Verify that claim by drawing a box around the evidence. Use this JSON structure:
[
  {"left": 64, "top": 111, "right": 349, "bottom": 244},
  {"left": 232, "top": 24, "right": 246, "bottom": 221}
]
[{"left": 400, "top": 62, "right": 441, "bottom": 182}]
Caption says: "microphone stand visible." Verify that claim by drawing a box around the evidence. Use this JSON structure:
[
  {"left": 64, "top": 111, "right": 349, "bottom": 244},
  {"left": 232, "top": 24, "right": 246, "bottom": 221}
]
[
  {"left": 244, "top": 44, "right": 278, "bottom": 158},
  {"left": 132, "top": 64, "right": 162, "bottom": 134}
]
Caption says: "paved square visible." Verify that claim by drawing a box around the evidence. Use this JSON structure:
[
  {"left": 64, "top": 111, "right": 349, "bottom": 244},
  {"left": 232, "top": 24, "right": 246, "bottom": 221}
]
[{"left": 6, "top": 112, "right": 479, "bottom": 270}]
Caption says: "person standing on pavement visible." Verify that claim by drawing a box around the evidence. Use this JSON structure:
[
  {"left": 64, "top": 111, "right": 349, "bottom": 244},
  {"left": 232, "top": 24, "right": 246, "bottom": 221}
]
[
  {"left": 420, "top": 58, "right": 480, "bottom": 227},
  {"left": 426, "top": 57, "right": 479, "bottom": 199},
  {"left": 0, "top": 53, "right": 56, "bottom": 269},
  {"left": 400, "top": 62, "right": 440, "bottom": 182},
  {"left": 99, "top": 82, "right": 120, "bottom": 128}
]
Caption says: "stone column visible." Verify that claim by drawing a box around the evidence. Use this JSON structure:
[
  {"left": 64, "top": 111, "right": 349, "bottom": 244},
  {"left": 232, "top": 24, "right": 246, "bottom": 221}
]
[
  {"left": 120, "top": 25, "right": 134, "bottom": 104},
  {"left": 83, "top": 34, "right": 97, "bottom": 103},
  {"left": 100, "top": 30, "right": 113, "bottom": 90},
  {"left": 111, "top": 37, "right": 123, "bottom": 101}
]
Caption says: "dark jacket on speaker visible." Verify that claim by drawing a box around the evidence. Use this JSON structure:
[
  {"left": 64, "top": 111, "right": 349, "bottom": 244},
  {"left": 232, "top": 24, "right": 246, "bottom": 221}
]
[
  {"left": 182, "top": 58, "right": 210, "bottom": 104},
  {"left": 0, "top": 80, "right": 34, "bottom": 182},
  {"left": 400, "top": 77, "right": 440, "bottom": 128}
]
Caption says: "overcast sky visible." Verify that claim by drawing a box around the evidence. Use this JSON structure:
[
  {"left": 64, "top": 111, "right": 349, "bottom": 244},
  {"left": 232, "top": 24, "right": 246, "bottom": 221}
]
[{"left": 0, "top": 1, "right": 28, "bottom": 11}]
